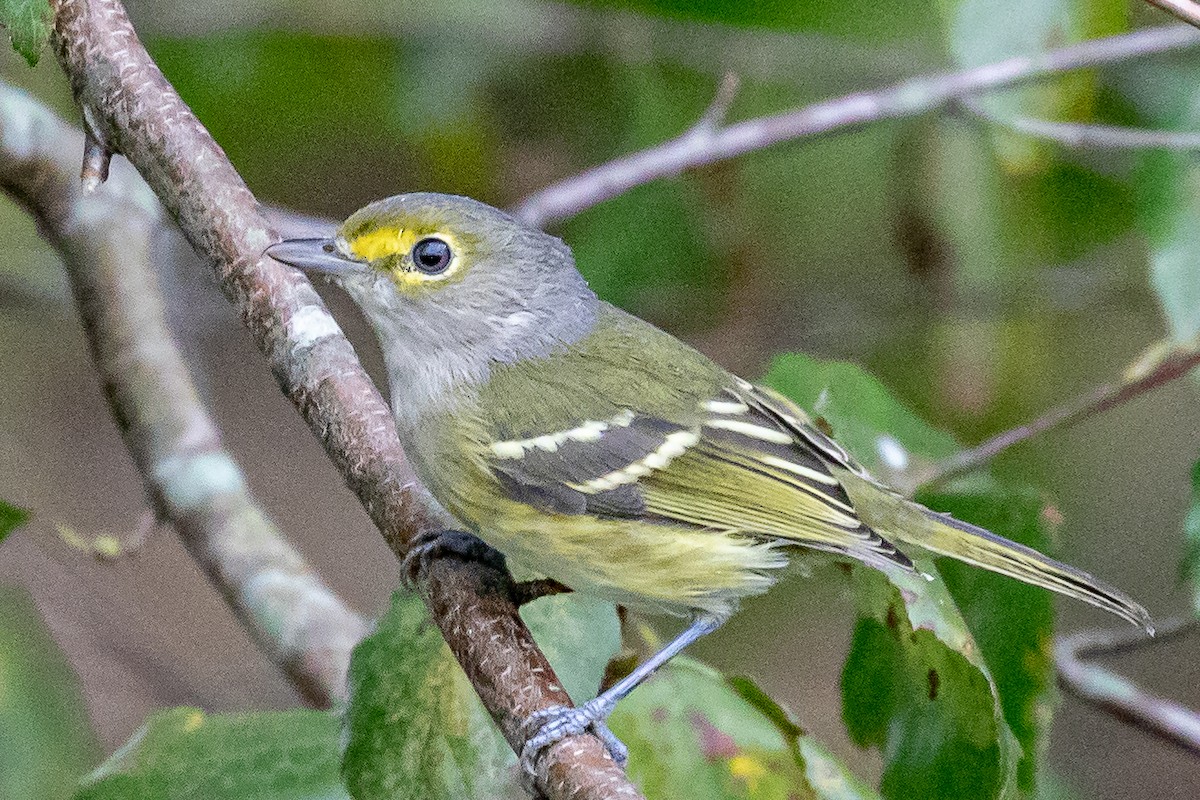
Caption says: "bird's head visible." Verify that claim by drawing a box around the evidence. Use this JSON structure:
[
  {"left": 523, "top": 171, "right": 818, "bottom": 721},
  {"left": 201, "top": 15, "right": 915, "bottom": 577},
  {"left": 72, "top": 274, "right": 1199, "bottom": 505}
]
[{"left": 266, "top": 193, "right": 599, "bottom": 414}]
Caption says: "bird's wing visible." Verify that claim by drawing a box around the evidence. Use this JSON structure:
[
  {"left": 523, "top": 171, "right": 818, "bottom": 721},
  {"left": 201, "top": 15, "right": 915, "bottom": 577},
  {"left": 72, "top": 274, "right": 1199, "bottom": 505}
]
[
  {"left": 484, "top": 379, "right": 913, "bottom": 571},
  {"left": 740, "top": 385, "right": 1154, "bottom": 630}
]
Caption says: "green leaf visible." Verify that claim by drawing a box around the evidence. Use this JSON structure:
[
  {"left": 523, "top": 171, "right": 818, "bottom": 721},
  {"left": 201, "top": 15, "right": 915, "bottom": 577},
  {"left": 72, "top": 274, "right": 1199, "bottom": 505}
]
[
  {"left": 342, "top": 592, "right": 519, "bottom": 800},
  {"left": 610, "top": 657, "right": 880, "bottom": 800},
  {"left": 842, "top": 559, "right": 1019, "bottom": 800},
  {"left": 521, "top": 592, "right": 622, "bottom": 704},
  {"left": 0, "top": 0, "right": 52, "bottom": 67},
  {"left": 918, "top": 487, "right": 1057, "bottom": 791},
  {"left": 1139, "top": 149, "right": 1200, "bottom": 344},
  {"left": 75, "top": 708, "right": 345, "bottom": 800},
  {"left": 842, "top": 610, "right": 1003, "bottom": 799},
  {"left": 0, "top": 499, "right": 29, "bottom": 544},
  {"left": 342, "top": 590, "right": 620, "bottom": 799},
  {"left": 765, "top": 352, "right": 1062, "bottom": 799},
  {"left": 1, "top": 585, "right": 98, "bottom": 800}
]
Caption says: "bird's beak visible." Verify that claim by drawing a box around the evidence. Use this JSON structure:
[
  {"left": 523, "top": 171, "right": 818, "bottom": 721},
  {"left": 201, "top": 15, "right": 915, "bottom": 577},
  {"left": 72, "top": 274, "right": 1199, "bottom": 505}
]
[{"left": 265, "top": 237, "right": 367, "bottom": 276}]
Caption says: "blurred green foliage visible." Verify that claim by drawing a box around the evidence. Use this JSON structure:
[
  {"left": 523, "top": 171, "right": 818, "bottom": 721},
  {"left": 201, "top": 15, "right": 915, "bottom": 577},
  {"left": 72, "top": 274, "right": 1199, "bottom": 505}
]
[
  {"left": 0, "top": 586, "right": 98, "bottom": 800},
  {"left": 566, "top": 0, "right": 938, "bottom": 41},
  {"left": 76, "top": 708, "right": 347, "bottom": 800},
  {"left": 939, "top": 0, "right": 1123, "bottom": 171},
  {"left": 1181, "top": 459, "right": 1200, "bottom": 613},
  {"left": 0, "top": 498, "right": 29, "bottom": 543}
]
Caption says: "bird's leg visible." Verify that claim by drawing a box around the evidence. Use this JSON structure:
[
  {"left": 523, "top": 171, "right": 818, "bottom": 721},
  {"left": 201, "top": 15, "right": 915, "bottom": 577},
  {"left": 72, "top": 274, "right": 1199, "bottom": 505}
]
[
  {"left": 519, "top": 611, "right": 727, "bottom": 777},
  {"left": 400, "top": 529, "right": 507, "bottom": 587}
]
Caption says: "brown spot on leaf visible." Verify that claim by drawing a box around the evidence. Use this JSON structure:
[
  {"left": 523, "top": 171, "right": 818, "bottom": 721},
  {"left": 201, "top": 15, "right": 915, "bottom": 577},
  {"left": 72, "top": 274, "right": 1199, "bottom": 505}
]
[
  {"left": 691, "top": 713, "right": 738, "bottom": 761},
  {"left": 928, "top": 668, "right": 940, "bottom": 700}
]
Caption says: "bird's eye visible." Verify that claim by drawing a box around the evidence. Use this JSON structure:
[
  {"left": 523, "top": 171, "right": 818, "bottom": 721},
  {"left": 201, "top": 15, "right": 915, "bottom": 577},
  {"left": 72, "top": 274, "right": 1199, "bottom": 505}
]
[{"left": 411, "top": 237, "right": 453, "bottom": 274}]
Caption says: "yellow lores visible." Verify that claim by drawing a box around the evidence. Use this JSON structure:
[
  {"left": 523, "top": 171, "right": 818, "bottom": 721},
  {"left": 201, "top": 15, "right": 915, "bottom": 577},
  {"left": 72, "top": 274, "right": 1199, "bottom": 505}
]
[
  {"left": 345, "top": 225, "right": 408, "bottom": 261},
  {"left": 266, "top": 192, "right": 1152, "bottom": 779},
  {"left": 344, "top": 225, "right": 467, "bottom": 287}
]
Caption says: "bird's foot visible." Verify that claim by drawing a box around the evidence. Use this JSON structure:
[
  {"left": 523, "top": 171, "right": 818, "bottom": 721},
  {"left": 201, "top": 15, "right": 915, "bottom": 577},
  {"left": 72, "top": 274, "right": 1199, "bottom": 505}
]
[
  {"left": 400, "top": 529, "right": 507, "bottom": 588},
  {"left": 520, "top": 699, "right": 628, "bottom": 780}
]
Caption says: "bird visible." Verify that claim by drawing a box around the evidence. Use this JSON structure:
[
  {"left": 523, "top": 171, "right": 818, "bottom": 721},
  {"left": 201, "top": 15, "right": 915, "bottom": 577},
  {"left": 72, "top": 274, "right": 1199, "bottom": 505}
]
[{"left": 266, "top": 192, "right": 1151, "bottom": 777}]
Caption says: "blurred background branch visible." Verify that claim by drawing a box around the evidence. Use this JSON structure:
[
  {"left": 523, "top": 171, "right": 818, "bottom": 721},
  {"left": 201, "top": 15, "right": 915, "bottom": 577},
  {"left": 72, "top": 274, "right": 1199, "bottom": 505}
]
[
  {"left": 961, "top": 96, "right": 1200, "bottom": 151},
  {"left": 930, "top": 338, "right": 1200, "bottom": 482},
  {"left": 1146, "top": 0, "right": 1200, "bottom": 30},
  {"left": 1056, "top": 617, "right": 1200, "bottom": 756},
  {"left": 0, "top": 79, "right": 367, "bottom": 708},
  {"left": 515, "top": 24, "right": 1200, "bottom": 228}
]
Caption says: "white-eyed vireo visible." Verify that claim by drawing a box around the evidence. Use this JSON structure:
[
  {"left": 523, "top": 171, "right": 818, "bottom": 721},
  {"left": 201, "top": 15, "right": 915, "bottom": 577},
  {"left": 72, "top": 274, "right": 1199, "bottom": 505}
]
[{"left": 267, "top": 193, "right": 1151, "bottom": 776}]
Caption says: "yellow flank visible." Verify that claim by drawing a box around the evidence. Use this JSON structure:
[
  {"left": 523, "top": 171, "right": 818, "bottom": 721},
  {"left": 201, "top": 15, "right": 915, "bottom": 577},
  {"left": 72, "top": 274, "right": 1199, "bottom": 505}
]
[
  {"left": 458, "top": 494, "right": 786, "bottom": 617},
  {"left": 348, "top": 226, "right": 408, "bottom": 261}
]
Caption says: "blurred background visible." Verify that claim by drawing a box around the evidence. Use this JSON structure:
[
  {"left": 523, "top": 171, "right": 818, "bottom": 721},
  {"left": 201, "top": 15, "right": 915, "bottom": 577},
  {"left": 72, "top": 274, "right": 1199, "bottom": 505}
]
[{"left": 3, "top": 0, "right": 1200, "bottom": 797}]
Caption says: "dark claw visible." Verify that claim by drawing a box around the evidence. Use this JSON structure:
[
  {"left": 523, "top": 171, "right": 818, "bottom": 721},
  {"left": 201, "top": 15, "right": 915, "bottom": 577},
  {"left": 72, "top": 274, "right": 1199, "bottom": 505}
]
[
  {"left": 510, "top": 578, "right": 573, "bottom": 606},
  {"left": 400, "top": 530, "right": 507, "bottom": 587}
]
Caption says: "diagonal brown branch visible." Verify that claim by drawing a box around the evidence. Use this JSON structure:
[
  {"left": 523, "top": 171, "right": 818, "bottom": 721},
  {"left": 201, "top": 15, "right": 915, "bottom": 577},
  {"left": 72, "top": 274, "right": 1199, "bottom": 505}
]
[
  {"left": 0, "top": 79, "right": 368, "bottom": 708},
  {"left": 513, "top": 25, "right": 1200, "bottom": 229},
  {"left": 47, "top": 0, "right": 638, "bottom": 797}
]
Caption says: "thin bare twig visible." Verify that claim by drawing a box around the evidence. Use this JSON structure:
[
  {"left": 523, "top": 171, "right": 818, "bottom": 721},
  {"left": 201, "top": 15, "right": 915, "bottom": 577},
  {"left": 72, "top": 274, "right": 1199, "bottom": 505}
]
[
  {"left": 929, "top": 339, "right": 1200, "bottom": 483},
  {"left": 0, "top": 80, "right": 369, "bottom": 708},
  {"left": 962, "top": 96, "right": 1200, "bottom": 150},
  {"left": 1146, "top": 0, "right": 1200, "bottom": 30},
  {"left": 514, "top": 25, "right": 1200, "bottom": 228},
  {"left": 1056, "top": 617, "right": 1200, "bottom": 755},
  {"left": 47, "top": 1, "right": 637, "bottom": 796}
]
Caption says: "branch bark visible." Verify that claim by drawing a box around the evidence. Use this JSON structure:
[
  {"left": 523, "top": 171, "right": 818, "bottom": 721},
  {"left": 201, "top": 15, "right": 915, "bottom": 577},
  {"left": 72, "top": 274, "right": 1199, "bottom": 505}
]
[
  {"left": 0, "top": 80, "right": 367, "bottom": 708},
  {"left": 47, "top": 1, "right": 637, "bottom": 797},
  {"left": 513, "top": 25, "right": 1200, "bottom": 229}
]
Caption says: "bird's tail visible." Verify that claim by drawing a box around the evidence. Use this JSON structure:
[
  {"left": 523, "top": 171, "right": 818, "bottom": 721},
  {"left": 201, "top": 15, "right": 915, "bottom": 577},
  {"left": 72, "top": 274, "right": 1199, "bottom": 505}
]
[{"left": 835, "top": 470, "right": 1154, "bottom": 633}]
